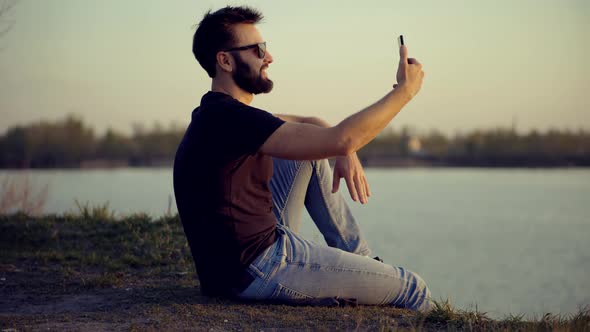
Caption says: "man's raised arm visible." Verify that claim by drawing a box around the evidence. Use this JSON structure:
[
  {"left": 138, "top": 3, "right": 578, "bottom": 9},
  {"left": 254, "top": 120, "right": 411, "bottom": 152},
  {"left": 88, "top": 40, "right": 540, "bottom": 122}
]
[{"left": 260, "top": 45, "right": 424, "bottom": 160}]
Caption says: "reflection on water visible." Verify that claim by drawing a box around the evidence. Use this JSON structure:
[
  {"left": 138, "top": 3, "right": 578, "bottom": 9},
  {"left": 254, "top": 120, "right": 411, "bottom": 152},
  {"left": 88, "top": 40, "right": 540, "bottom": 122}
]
[{"left": 1, "top": 167, "right": 589, "bottom": 318}]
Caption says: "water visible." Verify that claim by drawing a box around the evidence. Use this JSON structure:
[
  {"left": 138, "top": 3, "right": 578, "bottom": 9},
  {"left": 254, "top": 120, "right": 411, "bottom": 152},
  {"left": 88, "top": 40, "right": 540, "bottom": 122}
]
[{"left": 1, "top": 167, "right": 589, "bottom": 318}]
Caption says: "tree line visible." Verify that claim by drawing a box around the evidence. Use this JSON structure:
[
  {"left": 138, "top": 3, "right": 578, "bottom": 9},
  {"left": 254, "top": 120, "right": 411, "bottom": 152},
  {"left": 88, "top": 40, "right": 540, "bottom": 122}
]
[
  {"left": 0, "top": 116, "right": 183, "bottom": 168},
  {"left": 359, "top": 126, "right": 590, "bottom": 167},
  {"left": 0, "top": 115, "right": 589, "bottom": 168}
]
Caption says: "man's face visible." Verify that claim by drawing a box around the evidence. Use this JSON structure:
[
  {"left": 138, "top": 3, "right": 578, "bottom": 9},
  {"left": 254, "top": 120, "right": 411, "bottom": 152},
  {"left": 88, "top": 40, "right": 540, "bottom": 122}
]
[
  {"left": 232, "top": 52, "right": 273, "bottom": 95},
  {"left": 229, "top": 24, "right": 274, "bottom": 94}
]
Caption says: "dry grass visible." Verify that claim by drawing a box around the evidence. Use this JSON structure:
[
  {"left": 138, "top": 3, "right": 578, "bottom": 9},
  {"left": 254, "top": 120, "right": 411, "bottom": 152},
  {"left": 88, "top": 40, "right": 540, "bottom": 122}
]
[{"left": 0, "top": 174, "right": 48, "bottom": 215}]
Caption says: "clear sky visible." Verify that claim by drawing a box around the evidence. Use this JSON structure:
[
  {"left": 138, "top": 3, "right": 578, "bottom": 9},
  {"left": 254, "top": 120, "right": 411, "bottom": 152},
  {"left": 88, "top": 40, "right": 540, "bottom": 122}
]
[{"left": 0, "top": 0, "right": 588, "bottom": 136}]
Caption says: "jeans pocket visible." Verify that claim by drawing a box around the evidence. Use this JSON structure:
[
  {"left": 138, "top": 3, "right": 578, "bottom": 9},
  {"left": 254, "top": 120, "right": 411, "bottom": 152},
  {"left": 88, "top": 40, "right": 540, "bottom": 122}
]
[
  {"left": 271, "top": 227, "right": 290, "bottom": 264},
  {"left": 270, "top": 283, "right": 314, "bottom": 302}
]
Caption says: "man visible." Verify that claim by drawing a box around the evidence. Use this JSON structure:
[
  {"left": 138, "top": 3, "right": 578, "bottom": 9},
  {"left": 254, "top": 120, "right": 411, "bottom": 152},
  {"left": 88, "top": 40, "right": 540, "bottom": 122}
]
[{"left": 173, "top": 6, "right": 432, "bottom": 311}]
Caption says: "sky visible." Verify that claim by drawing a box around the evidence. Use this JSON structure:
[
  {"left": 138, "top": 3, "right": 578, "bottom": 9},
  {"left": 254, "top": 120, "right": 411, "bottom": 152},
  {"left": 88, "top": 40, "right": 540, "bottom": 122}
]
[{"left": 0, "top": 0, "right": 588, "bottom": 136}]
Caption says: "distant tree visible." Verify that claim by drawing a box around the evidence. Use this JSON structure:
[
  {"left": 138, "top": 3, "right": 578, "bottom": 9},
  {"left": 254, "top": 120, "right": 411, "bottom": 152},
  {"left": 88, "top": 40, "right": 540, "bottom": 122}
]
[
  {"left": 95, "top": 129, "right": 135, "bottom": 161},
  {"left": 0, "top": 115, "right": 96, "bottom": 168},
  {"left": 132, "top": 121, "right": 183, "bottom": 164},
  {"left": 357, "top": 127, "right": 404, "bottom": 159},
  {"left": 420, "top": 130, "right": 449, "bottom": 159},
  {"left": 0, "top": 126, "right": 28, "bottom": 167}
]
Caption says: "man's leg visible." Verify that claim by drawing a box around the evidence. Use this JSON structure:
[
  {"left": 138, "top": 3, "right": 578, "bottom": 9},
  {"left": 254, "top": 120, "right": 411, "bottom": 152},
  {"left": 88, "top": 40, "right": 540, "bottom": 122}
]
[
  {"left": 269, "top": 158, "right": 370, "bottom": 256},
  {"left": 237, "top": 224, "right": 433, "bottom": 312}
]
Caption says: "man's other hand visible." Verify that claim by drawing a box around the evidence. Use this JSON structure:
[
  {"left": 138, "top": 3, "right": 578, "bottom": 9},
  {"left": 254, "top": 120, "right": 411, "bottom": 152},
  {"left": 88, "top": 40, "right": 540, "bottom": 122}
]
[{"left": 332, "top": 153, "right": 371, "bottom": 204}]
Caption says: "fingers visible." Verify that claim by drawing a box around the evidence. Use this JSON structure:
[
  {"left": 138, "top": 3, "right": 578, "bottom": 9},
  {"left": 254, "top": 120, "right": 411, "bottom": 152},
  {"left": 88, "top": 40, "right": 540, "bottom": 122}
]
[
  {"left": 364, "top": 175, "right": 371, "bottom": 197},
  {"left": 400, "top": 44, "right": 422, "bottom": 66},
  {"left": 347, "top": 174, "right": 367, "bottom": 204},
  {"left": 335, "top": 154, "right": 370, "bottom": 204},
  {"left": 331, "top": 172, "right": 340, "bottom": 193},
  {"left": 354, "top": 175, "right": 367, "bottom": 204},
  {"left": 407, "top": 58, "right": 420, "bottom": 65},
  {"left": 399, "top": 44, "right": 408, "bottom": 64},
  {"left": 344, "top": 175, "right": 358, "bottom": 202}
]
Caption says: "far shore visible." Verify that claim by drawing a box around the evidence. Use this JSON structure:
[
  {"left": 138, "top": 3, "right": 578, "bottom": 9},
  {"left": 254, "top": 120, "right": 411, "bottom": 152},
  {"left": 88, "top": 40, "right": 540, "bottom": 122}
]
[{"left": 1, "top": 156, "right": 589, "bottom": 171}]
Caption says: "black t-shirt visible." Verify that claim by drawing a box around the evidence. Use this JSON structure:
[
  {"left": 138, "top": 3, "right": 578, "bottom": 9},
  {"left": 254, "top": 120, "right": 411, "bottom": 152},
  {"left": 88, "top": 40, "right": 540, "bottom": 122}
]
[{"left": 173, "top": 91, "right": 285, "bottom": 296}]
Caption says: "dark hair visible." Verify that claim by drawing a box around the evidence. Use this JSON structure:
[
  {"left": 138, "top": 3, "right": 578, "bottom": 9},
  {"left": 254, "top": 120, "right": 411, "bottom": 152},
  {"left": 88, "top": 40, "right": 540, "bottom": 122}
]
[{"left": 192, "top": 6, "right": 263, "bottom": 78}]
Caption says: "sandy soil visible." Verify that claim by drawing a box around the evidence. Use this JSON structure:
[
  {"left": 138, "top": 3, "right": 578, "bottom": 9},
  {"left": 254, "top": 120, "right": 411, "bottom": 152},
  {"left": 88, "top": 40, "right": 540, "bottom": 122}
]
[{"left": 0, "top": 263, "right": 418, "bottom": 331}]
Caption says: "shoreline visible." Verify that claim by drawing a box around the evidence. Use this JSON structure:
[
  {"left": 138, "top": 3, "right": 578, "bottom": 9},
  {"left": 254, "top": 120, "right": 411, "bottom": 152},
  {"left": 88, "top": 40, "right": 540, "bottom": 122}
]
[{"left": 1, "top": 163, "right": 590, "bottom": 171}]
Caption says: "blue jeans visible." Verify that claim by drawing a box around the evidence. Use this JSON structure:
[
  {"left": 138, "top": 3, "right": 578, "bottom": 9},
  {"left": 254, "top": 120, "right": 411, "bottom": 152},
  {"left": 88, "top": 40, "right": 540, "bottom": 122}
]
[{"left": 237, "top": 158, "right": 433, "bottom": 312}]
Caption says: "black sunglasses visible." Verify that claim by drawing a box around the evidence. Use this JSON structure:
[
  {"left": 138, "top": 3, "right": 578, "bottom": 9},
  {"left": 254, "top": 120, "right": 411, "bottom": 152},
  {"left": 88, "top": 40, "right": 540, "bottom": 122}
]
[{"left": 223, "top": 42, "right": 266, "bottom": 59}]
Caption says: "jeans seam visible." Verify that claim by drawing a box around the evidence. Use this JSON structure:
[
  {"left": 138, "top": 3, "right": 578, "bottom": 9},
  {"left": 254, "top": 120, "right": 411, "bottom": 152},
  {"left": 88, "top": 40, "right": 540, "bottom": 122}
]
[
  {"left": 278, "top": 161, "right": 304, "bottom": 225},
  {"left": 274, "top": 282, "right": 314, "bottom": 299},
  {"left": 248, "top": 264, "right": 265, "bottom": 279},
  {"left": 255, "top": 260, "right": 281, "bottom": 297},
  {"left": 284, "top": 260, "right": 398, "bottom": 279}
]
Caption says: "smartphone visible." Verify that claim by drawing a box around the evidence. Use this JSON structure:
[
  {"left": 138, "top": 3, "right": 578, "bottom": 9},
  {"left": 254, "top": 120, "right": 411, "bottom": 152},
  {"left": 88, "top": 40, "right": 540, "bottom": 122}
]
[{"left": 397, "top": 35, "right": 404, "bottom": 47}]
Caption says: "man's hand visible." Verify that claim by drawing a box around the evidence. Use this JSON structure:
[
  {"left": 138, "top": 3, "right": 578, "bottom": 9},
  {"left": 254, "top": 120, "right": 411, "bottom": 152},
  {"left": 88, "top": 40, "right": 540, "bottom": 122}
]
[
  {"left": 395, "top": 45, "right": 424, "bottom": 98},
  {"left": 332, "top": 153, "right": 371, "bottom": 204}
]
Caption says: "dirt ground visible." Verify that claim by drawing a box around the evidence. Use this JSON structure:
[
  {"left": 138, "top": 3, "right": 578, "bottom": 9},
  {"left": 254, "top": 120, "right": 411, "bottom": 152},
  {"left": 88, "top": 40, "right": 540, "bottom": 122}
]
[{"left": 0, "top": 263, "right": 422, "bottom": 331}]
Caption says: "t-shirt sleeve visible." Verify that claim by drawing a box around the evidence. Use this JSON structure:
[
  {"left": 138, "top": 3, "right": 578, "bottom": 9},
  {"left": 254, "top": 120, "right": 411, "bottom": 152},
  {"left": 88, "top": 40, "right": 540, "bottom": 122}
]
[{"left": 223, "top": 101, "right": 285, "bottom": 156}]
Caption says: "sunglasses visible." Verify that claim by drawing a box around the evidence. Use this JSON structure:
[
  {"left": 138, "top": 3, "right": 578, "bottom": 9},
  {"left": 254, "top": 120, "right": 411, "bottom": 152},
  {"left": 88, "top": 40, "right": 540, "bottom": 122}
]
[{"left": 223, "top": 42, "right": 266, "bottom": 59}]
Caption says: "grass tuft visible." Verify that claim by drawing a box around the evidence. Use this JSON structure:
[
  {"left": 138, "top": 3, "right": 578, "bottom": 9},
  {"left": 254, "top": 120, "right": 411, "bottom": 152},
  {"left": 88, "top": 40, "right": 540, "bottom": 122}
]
[{"left": 74, "top": 200, "right": 116, "bottom": 221}]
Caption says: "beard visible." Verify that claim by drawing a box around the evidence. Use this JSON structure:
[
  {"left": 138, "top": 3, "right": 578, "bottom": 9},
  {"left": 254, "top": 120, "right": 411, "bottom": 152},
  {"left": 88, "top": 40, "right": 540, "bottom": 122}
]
[{"left": 232, "top": 53, "right": 273, "bottom": 95}]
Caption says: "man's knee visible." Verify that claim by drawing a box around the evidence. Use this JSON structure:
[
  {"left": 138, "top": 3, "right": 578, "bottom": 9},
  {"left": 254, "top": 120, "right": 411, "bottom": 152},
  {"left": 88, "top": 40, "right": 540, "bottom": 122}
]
[
  {"left": 410, "top": 270, "right": 433, "bottom": 312},
  {"left": 392, "top": 268, "right": 433, "bottom": 312}
]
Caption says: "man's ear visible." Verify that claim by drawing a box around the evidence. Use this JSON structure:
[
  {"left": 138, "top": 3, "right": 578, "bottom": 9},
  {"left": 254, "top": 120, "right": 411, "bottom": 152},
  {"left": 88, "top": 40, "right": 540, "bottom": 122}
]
[{"left": 216, "top": 51, "right": 233, "bottom": 73}]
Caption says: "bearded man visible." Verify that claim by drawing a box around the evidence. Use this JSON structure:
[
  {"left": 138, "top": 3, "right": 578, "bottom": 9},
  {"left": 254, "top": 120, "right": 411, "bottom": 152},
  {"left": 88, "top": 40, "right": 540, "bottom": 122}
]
[{"left": 173, "top": 6, "right": 432, "bottom": 311}]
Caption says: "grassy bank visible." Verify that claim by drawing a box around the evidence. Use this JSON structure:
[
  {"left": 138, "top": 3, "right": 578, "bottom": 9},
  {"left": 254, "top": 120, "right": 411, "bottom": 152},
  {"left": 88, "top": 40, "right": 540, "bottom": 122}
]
[{"left": 1, "top": 211, "right": 588, "bottom": 331}]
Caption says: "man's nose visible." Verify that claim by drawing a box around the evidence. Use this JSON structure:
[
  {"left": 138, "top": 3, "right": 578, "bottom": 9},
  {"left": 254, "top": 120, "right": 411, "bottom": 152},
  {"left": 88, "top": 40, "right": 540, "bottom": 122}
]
[{"left": 265, "top": 50, "right": 273, "bottom": 64}]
